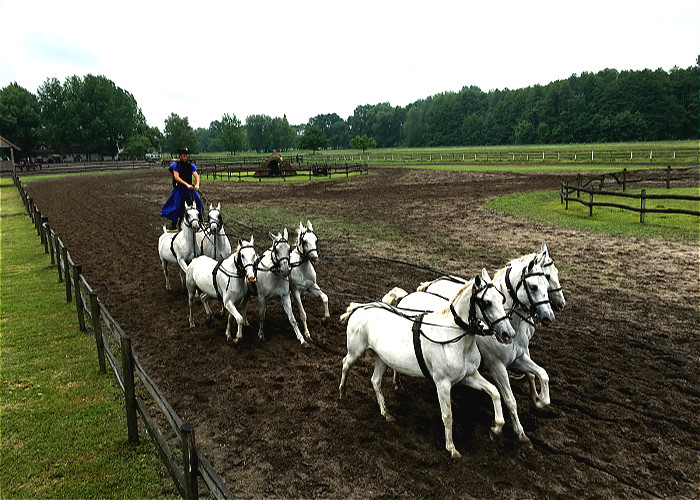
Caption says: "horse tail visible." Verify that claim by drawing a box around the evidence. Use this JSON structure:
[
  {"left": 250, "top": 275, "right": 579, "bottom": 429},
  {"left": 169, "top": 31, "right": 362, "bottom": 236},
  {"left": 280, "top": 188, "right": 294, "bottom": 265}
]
[
  {"left": 340, "top": 302, "right": 365, "bottom": 324},
  {"left": 381, "top": 287, "right": 408, "bottom": 306}
]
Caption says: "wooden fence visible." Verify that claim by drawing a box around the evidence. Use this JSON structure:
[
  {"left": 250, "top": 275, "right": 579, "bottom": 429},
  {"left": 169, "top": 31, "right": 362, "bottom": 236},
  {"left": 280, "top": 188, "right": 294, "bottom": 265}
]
[
  {"left": 197, "top": 161, "right": 368, "bottom": 181},
  {"left": 13, "top": 173, "right": 234, "bottom": 500},
  {"left": 559, "top": 166, "right": 700, "bottom": 223}
]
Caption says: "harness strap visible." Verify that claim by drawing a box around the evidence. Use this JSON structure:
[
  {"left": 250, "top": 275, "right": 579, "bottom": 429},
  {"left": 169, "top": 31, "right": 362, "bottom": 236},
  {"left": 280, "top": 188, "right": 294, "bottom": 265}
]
[
  {"left": 170, "top": 234, "right": 177, "bottom": 259},
  {"left": 213, "top": 260, "right": 224, "bottom": 302},
  {"left": 412, "top": 313, "right": 432, "bottom": 381}
]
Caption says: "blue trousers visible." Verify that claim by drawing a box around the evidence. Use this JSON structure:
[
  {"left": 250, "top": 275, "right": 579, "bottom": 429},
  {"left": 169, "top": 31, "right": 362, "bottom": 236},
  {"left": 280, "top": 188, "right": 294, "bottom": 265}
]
[{"left": 160, "top": 188, "right": 203, "bottom": 223}]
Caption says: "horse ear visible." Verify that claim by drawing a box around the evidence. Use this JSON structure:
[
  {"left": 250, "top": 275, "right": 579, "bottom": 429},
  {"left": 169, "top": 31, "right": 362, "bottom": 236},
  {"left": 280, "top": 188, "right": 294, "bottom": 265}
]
[
  {"left": 307, "top": 220, "right": 313, "bottom": 231},
  {"left": 283, "top": 228, "right": 288, "bottom": 239},
  {"left": 541, "top": 241, "right": 549, "bottom": 257},
  {"left": 209, "top": 203, "right": 213, "bottom": 210},
  {"left": 250, "top": 235, "right": 254, "bottom": 245},
  {"left": 473, "top": 275, "right": 482, "bottom": 293},
  {"left": 481, "top": 268, "right": 491, "bottom": 283},
  {"left": 217, "top": 202, "right": 221, "bottom": 210},
  {"left": 269, "top": 232, "right": 276, "bottom": 240},
  {"left": 299, "top": 221, "right": 304, "bottom": 232}
]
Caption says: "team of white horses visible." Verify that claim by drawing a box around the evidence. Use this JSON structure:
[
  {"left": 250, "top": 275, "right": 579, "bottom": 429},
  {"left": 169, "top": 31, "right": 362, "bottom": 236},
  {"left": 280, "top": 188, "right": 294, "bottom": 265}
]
[{"left": 156, "top": 202, "right": 565, "bottom": 459}]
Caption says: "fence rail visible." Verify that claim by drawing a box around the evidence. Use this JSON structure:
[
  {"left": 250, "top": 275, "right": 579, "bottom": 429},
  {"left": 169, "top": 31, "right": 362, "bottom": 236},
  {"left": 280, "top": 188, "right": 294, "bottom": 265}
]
[
  {"left": 559, "top": 165, "right": 700, "bottom": 223},
  {"left": 13, "top": 173, "right": 234, "bottom": 500},
  {"left": 198, "top": 161, "right": 368, "bottom": 181}
]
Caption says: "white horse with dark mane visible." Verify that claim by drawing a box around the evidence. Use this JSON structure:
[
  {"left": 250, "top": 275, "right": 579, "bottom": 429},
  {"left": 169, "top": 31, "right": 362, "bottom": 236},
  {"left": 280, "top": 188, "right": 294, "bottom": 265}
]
[
  {"left": 185, "top": 236, "right": 258, "bottom": 342},
  {"left": 289, "top": 221, "right": 330, "bottom": 340},
  {"left": 387, "top": 245, "right": 560, "bottom": 443},
  {"left": 157, "top": 201, "right": 201, "bottom": 290},
  {"left": 340, "top": 269, "right": 516, "bottom": 459},
  {"left": 196, "top": 203, "right": 232, "bottom": 261},
  {"left": 253, "top": 229, "right": 309, "bottom": 346}
]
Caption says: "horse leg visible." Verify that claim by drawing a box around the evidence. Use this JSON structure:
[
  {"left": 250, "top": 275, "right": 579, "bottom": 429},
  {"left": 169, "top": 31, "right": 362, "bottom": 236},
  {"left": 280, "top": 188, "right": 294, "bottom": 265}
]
[
  {"left": 223, "top": 299, "right": 245, "bottom": 342},
  {"left": 338, "top": 322, "right": 368, "bottom": 399},
  {"left": 280, "top": 293, "right": 307, "bottom": 347},
  {"left": 199, "top": 293, "right": 214, "bottom": 325},
  {"left": 512, "top": 353, "right": 550, "bottom": 408},
  {"left": 460, "top": 372, "right": 505, "bottom": 440},
  {"left": 187, "top": 284, "right": 197, "bottom": 329},
  {"left": 371, "top": 357, "right": 394, "bottom": 422},
  {"left": 291, "top": 288, "right": 311, "bottom": 341},
  {"left": 161, "top": 259, "right": 172, "bottom": 291},
  {"left": 435, "top": 378, "right": 461, "bottom": 458},
  {"left": 257, "top": 297, "right": 267, "bottom": 341},
  {"left": 309, "top": 283, "right": 330, "bottom": 322},
  {"left": 488, "top": 363, "right": 529, "bottom": 444}
]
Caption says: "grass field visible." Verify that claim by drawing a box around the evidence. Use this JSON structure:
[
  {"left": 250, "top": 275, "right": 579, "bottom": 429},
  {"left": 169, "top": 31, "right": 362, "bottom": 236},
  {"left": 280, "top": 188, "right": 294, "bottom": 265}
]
[
  {"left": 485, "top": 186, "right": 700, "bottom": 243},
  {"left": 0, "top": 177, "right": 176, "bottom": 499}
]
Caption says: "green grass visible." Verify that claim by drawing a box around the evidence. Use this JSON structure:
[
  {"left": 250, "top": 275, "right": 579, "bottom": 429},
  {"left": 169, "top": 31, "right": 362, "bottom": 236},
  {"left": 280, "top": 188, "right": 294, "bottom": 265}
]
[
  {"left": 485, "top": 186, "right": 700, "bottom": 243},
  {"left": 0, "top": 178, "right": 177, "bottom": 499}
]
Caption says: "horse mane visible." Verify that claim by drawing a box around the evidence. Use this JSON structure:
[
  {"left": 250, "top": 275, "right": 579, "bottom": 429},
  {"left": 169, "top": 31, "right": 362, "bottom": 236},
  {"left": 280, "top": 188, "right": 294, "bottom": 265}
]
[{"left": 434, "top": 281, "right": 474, "bottom": 318}]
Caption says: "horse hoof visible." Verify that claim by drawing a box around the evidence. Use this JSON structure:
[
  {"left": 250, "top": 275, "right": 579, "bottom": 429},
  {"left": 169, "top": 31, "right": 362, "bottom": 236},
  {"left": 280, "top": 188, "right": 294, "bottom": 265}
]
[
  {"left": 385, "top": 414, "right": 395, "bottom": 423},
  {"left": 489, "top": 427, "right": 503, "bottom": 442},
  {"left": 450, "top": 449, "right": 462, "bottom": 459},
  {"left": 519, "top": 434, "right": 533, "bottom": 448}
]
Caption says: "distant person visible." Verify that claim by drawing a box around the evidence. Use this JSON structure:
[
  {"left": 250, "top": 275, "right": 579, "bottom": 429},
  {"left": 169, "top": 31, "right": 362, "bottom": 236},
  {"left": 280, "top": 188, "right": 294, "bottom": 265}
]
[{"left": 160, "top": 147, "right": 203, "bottom": 230}]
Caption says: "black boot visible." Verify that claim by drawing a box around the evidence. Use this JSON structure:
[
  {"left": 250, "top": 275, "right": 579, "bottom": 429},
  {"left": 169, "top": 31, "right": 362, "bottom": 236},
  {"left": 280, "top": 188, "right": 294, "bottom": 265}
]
[{"left": 168, "top": 219, "right": 178, "bottom": 230}]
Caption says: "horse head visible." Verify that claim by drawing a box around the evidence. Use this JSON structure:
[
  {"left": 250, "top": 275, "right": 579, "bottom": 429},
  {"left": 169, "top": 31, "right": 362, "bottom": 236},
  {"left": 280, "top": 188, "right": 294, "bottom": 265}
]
[
  {"left": 538, "top": 242, "right": 566, "bottom": 311},
  {"left": 270, "top": 228, "right": 291, "bottom": 278},
  {"left": 297, "top": 220, "right": 320, "bottom": 266},
  {"left": 472, "top": 269, "right": 515, "bottom": 345},
  {"left": 183, "top": 202, "right": 201, "bottom": 230},
  {"left": 236, "top": 235, "right": 257, "bottom": 282},
  {"left": 517, "top": 254, "right": 555, "bottom": 327},
  {"left": 207, "top": 203, "right": 223, "bottom": 234}
]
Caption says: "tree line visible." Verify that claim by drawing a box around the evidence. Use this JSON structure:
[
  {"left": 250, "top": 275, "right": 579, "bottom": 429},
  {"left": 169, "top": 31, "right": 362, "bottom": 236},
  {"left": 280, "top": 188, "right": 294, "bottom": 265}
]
[{"left": 0, "top": 65, "right": 697, "bottom": 161}]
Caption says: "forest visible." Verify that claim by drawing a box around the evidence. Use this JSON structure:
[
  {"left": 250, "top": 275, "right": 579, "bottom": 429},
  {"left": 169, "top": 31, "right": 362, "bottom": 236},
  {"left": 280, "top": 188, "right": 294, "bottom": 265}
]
[{"left": 0, "top": 65, "right": 697, "bottom": 160}]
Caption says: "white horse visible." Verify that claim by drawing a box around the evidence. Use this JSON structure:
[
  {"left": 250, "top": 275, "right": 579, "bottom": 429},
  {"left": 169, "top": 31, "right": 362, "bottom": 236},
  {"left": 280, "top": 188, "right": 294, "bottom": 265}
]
[
  {"left": 253, "top": 229, "right": 309, "bottom": 346},
  {"left": 157, "top": 201, "right": 201, "bottom": 290},
  {"left": 339, "top": 269, "right": 516, "bottom": 459},
  {"left": 185, "top": 236, "right": 258, "bottom": 342},
  {"left": 289, "top": 221, "right": 330, "bottom": 340},
  {"left": 196, "top": 203, "right": 232, "bottom": 261},
  {"left": 417, "top": 242, "right": 566, "bottom": 410},
  {"left": 388, "top": 251, "right": 557, "bottom": 443}
]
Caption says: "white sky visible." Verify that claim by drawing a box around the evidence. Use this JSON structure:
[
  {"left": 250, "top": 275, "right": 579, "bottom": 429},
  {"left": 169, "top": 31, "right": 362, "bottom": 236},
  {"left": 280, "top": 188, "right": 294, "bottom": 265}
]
[{"left": 1, "top": 0, "right": 698, "bottom": 130}]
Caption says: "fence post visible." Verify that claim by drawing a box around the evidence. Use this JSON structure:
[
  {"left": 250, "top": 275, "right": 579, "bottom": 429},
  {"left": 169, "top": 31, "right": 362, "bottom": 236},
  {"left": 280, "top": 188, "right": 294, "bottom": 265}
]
[
  {"left": 564, "top": 182, "right": 569, "bottom": 209},
  {"left": 56, "top": 236, "right": 63, "bottom": 282},
  {"left": 73, "top": 264, "right": 86, "bottom": 331},
  {"left": 62, "top": 246, "right": 72, "bottom": 302},
  {"left": 89, "top": 292, "right": 106, "bottom": 373},
  {"left": 576, "top": 174, "right": 581, "bottom": 198},
  {"left": 41, "top": 217, "right": 49, "bottom": 253},
  {"left": 640, "top": 189, "right": 646, "bottom": 224},
  {"left": 588, "top": 192, "right": 593, "bottom": 217},
  {"left": 666, "top": 165, "right": 671, "bottom": 189},
  {"left": 622, "top": 168, "right": 627, "bottom": 191},
  {"left": 181, "top": 423, "right": 199, "bottom": 500},
  {"left": 47, "top": 225, "right": 55, "bottom": 265},
  {"left": 120, "top": 335, "right": 140, "bottom": 445}
]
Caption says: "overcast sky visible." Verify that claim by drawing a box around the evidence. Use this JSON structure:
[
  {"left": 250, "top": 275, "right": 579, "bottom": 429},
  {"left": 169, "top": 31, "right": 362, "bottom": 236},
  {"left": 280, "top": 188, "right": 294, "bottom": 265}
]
[{"left": 1, "top": 0, "right": 698, "bottom": 130}]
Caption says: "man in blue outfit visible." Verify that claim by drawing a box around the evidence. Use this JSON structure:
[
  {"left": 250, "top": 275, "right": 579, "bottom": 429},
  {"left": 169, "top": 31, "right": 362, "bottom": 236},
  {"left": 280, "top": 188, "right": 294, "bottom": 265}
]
[{"left": 160, "top": 147, "right": 203, "bottom": 230}]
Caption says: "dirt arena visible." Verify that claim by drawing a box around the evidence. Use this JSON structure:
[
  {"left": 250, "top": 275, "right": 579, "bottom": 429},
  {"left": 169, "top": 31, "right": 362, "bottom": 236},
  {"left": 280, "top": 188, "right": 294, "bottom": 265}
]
[{"left": 24, "top": 167, "right": 699, "bottom": 499}]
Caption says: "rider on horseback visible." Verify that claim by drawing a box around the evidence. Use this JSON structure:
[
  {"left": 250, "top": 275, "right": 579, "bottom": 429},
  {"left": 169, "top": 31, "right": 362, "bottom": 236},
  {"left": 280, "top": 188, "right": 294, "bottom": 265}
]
[{"left": 160, "top": 147, "right": 204, "bottom": 230}]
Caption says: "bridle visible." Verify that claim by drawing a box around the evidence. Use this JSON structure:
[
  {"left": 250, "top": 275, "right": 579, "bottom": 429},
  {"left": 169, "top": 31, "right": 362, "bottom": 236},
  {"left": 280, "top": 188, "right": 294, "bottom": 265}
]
[
  {"left": 295, "top": 228, "right": 319, "bottom": 263},
  {"left": 505, "top": 262, "right": 551, "bottom": 320},
  {"left": 450, "top": 281, "right": 510, "bottom": 338},
  {"left": 542, "top": 259, "right": 563, "bottom": 295}
]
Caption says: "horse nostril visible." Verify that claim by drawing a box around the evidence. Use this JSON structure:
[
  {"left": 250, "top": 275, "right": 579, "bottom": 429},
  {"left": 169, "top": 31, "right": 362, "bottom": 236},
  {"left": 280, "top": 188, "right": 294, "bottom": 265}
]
[{"left": 540, "top": 316, "right": 552, "bottom": 327}]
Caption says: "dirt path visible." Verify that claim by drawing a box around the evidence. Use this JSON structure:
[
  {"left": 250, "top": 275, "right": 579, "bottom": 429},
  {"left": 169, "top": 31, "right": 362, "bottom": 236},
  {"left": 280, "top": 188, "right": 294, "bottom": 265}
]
[{"left": 24, "top": 167, "right": 699, "bottom": 499}]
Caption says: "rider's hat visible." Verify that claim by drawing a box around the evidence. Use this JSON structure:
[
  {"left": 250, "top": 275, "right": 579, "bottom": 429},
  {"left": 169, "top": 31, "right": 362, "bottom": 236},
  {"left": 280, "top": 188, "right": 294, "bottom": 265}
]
[{"left": 177, "top": 147, "right": 190, "bottom": 155}]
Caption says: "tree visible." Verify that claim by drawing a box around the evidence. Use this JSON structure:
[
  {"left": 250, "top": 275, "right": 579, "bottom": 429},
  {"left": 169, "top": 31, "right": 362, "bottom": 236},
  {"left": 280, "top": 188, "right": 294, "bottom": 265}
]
[
  {"left": 298, "top": 125, "right": 328, "bottom": 151},
  {"left": 245, "top": 114, "right": 270, "bottom": 152},
  {"left": 163, "top": 113, "right": 198, "bottom": 154},
  {"left": 220, "top": 113, "right": 247, "bottom": 154},
  {"left": 0, "top": 83, "right": 41, "bottom": 160},
  {"left": 349, "top": 134, "right": 376, "bottom": 153},
  {"left": 123, "top": 134, "right": 151, "bottom": 158}
]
